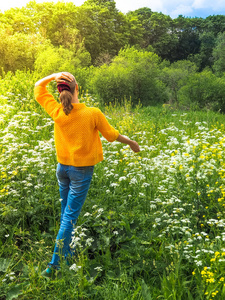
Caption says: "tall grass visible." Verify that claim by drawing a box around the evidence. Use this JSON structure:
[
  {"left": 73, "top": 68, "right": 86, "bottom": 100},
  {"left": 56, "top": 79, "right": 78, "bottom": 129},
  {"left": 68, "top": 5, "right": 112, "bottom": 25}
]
[{"left": 1, "top": 73, "right": 225, "bottom": 299}]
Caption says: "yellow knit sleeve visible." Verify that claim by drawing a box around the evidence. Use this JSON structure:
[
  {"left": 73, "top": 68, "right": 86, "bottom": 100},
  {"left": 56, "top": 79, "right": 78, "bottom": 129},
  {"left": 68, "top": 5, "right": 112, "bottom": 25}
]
[
  {"left": 34, "top": 86, "right": 60, "bottom": 119},
  {"left": 95, "top": 108, "right": 119, "bottom": 142}
]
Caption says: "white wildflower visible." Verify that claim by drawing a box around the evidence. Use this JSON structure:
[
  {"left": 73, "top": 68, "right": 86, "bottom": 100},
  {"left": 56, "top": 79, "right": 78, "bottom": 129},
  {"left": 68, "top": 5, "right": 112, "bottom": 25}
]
[
  {"left": 85, "top": 238, "right": 94, "bottom": 247},
  {"left": 84, "top": 212, "right": 91, "bottom": 217},
  {"left": 94, "top": 266, "right": 103, "bottom": 272},
  {"left": 70, "top": 263, "right": 81, "bottom": 272}
]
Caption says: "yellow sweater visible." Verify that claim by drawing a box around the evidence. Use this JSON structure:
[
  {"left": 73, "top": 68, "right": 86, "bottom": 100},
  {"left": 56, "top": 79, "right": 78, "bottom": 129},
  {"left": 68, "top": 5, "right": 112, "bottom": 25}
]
[{"left": 34, "top": 86, "right": 119, "bottom": 166}]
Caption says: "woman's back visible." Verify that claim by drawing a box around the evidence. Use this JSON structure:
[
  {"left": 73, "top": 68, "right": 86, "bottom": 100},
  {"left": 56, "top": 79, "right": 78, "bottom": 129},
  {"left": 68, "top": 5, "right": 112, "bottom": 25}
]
[{"left": 34, "top": 86, "right": 119, "bottom": 167}]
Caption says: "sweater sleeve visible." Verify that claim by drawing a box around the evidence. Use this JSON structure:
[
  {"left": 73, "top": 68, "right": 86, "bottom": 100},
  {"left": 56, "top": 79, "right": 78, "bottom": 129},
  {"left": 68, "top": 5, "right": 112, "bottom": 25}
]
[
  {"left": 34, "top": 86, "right": 60, "bottom": 119},
  {"left": 95, "top": 109, "right": 119, "bottom": 142}
]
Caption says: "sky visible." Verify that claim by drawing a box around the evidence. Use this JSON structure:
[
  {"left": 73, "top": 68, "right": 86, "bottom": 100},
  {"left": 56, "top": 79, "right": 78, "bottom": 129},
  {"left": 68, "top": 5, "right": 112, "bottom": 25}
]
[{"left": 0, "top": 0, "right": 224, "bottom": 18}]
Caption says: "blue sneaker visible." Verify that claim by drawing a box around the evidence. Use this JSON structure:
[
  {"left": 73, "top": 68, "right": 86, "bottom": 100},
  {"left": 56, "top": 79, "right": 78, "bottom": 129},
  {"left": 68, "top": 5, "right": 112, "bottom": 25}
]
[
  {"left": 41, "top": 267, "right": 52, "bottom": 278},
  {"left": 41, "top": 267, "right": 61, "bottom": 279}
]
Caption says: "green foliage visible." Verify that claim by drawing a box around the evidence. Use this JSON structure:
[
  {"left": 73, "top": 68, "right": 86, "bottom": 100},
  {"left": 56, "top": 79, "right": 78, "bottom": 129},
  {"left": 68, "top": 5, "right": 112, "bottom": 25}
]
[
  {"left": 0, "top": 70, "right": 36, "bottom": 103},
  {"left": 204, "top": 15, "right": 225, "bottom": 36},
  {"left": 34, "top": 44, "right": 91, "bottom": 78},
  {"left": 0, "top": 29, "right": 48, "bottom": 74},
  {"left": 172, "top": 16, "right": 202, "bottom": 62},
  {"left": 192, "top": 31, "right": 216, "bottom": 71},
  {"left": 213, "top": 32, "right": 225, "bottom": 76},
  {"left": 74, "top": 1, "right": 130, "bottom": 63},
  {"left": 125, "top": 10, "right": 145, "bottom": 47},
  {"left": 0, "top": 0, "right": 225, "bottom": 72},
  {"left": 88, "top": 47, "right": 168, "bottom": 106},
  {"left": 147, "top": 12, "right": 178, "bottom": 60},
  {"left": 0, "top": 6, "right": 36, "bottom": 34},
  {"left": 178, "top": 70, "right": 225, "bottom": 111},
  {"left": 160, "top": 60, "right": 198, "bottom": 104}
]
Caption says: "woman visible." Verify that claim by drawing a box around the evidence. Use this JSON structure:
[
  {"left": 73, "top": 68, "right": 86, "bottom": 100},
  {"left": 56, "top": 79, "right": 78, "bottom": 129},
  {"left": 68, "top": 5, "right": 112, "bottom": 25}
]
[{"left": 34, "top": 72, "right": 140, "bottom": 276}]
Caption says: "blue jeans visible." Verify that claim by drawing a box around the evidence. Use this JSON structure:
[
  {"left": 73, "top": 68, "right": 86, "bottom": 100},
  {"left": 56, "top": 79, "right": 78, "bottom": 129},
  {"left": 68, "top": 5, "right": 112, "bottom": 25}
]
[{"left": 49, "top": 163, "right": 94, "bottom": 268}]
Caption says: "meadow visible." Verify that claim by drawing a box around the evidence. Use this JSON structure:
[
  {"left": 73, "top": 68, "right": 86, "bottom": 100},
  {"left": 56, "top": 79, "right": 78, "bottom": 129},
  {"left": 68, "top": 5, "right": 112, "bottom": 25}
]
[{"left": 1, "top": 74, "right": 225, "bottom": 299}]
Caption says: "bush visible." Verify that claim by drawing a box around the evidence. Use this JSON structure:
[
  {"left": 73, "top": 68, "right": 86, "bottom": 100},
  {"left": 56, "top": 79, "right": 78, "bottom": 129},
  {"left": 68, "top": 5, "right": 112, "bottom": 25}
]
[
  {"left": 87, "top": 47, "right": 168, "bottom": 106},
  {"left": 178, "top": 70, "right": 225, "bottom": 112},
  {"left": 160, "top": 60, "right": 198, "bottom": 105}
]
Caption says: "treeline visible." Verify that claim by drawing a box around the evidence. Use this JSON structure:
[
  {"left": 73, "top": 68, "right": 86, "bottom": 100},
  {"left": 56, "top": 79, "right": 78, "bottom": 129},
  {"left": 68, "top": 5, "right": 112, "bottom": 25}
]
[{"left": 1, "top": 0, "right": 225, "bottom": 111}]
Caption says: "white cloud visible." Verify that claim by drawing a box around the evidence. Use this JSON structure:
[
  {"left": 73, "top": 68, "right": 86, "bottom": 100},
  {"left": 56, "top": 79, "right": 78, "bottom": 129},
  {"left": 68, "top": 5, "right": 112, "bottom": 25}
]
[
  {"left": 170, "top": 4, "right": 194, "bottom": 18},
  {"left": 115, "top": 0, "right": 164, "bottom": 13},
  {"left": 192, "top": 0, "right": 206, "bottom": 9},
  {"left": 211, "top": 0, "right": 225, "bottom": 11},
  {"left": 192, "top": 0, "right": 225, "bottom": 13}
]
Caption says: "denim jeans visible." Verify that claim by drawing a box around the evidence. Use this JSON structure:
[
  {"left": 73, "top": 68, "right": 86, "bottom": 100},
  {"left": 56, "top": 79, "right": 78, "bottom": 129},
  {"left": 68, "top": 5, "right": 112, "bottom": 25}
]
[{"left": 49, "top": 163, "right": 94, "bottom": 268}]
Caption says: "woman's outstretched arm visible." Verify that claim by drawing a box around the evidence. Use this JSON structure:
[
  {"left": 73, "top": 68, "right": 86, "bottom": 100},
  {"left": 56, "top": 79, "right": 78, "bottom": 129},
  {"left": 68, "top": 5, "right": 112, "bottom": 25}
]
[{"left": 116, "top": 134, "right": 140, "bottom": 153}]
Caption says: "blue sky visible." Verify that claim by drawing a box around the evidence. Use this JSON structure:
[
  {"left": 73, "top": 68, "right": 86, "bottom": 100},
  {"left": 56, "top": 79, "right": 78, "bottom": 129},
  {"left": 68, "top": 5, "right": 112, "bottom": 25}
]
[{"left": 0, "top": 0, "right": 224, "bottom": 18}]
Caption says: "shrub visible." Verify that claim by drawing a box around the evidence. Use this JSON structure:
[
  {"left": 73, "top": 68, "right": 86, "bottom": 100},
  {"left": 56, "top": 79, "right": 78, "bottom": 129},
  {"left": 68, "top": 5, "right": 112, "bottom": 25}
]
[
  {"left": 87, "top": 47, "right": 168, "bottom": 106},
  {"left": 178, "top": 70, "right": 225, "bottom": 112},
  {"left": 160, "top": 60, "right": 198, "bottom": 105}
]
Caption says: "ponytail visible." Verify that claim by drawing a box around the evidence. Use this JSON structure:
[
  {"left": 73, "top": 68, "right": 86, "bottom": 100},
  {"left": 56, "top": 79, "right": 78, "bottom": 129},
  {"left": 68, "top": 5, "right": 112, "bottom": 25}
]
[
  {"left": 57, "top": 78, "right": 76, "bottom": 115},
  {"left": 60, "top": 90, "right": 73, "bottom": 115}
]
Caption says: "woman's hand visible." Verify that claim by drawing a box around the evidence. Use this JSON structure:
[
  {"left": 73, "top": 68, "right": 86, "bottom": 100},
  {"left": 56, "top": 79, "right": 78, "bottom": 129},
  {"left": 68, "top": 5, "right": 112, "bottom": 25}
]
[
  {"left": 55, "top": 72, "right": 75, "bottom": 84},
  {"left": 116, "top": 134, "right": 140, "bottom": 153},
  {"left": 129, "top": 140, "right": 140, "bottom": 153}
]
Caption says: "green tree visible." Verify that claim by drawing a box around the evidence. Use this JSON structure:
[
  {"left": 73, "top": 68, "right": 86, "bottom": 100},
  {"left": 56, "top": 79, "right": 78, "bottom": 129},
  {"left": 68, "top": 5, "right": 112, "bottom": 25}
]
[
  {"left": 205, "top": 15, "right": 225, "bottom": 36},
  {"left": 127, "top": 9, "right": 178, "bottom": 61},
  {"left": 75, "top": 0, "right": 130, "bottom": 62},
  {"left": 149, "top": 12, "right": 178, "bottom": 60},
  {"left": 213, "top": 32, "right": 225, "bottom": 76},
  {"left": 172, "top": 16, "right": 201, "bottom": 62},
  {"left": 24, "top": 1, "right": 81, "bottom": 50},
  {"left": 34, "top": 44, "right": 91, "bottom": 78},
  {"left": 126, "top": 7, "right": 152, "bottom": 47},
  {"left": 125, "top": 13, "right": 144, "bottom": 47},
  {"left": 0, "top": 29, "right": 48, "bottom": 74},
  {"left": 189, "top": 32, "right": 216, "bottom": 71},
  {"left": 0, "top": 6, "right": 36, "bottom": 34}
]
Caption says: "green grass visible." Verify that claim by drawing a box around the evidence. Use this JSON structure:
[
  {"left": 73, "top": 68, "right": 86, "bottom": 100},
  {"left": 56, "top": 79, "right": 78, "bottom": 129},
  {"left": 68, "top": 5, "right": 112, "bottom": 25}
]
[{"left": 1, "top": 75, "right": 225, "bottom": 299}]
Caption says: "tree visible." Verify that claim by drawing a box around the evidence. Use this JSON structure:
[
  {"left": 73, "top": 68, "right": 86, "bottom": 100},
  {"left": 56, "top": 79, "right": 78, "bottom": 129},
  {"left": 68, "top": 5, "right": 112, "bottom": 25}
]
[
  {"left": 205, "top": 15, "right": 225, "bottom": 36},
  {"left": 75, "top": 1, "right": 129, "bottom": 62},
  {"left": 127, "top": 9, "right": 178, "bottom": 61},
  {"left": 126, "top": 7, "right": 152, "bottom": 47},
  {"left": 213, "top": 32, "right": 225, "bottom": 76},
  {"left": 125, "top": 13, "right": 144, "bottom": 47},
  {"left": 0, "top": 6, "right": 36, "bottom": 34},
  {"left": 189, "top": 31, "right": 216, "bottom": 71},
  {"left": 172, "top": 16, "right": 201, "bottom": 62},
  {"left": 148, "top": 12, "right": 178, "bottom": 60},
  {"left": 34, "top": 44, "right": 91, "bottom": 78},
  {"left": 0, "top": 29, "right": 48, "bottom": 74}
]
